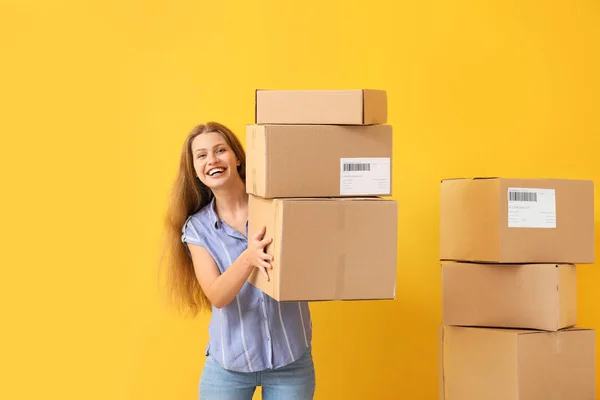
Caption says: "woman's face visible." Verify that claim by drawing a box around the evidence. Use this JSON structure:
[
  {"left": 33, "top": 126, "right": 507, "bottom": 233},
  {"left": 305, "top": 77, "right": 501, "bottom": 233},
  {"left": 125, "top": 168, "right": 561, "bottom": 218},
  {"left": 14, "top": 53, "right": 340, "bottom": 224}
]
[{"left": 191, "top": 131, "right": 241, "bottom": 190}]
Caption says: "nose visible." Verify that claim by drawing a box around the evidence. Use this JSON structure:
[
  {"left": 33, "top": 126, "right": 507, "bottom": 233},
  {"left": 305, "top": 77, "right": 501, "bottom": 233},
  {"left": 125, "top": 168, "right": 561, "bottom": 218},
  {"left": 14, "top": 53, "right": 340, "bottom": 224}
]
[{"left": 206, "top": 152, "right": 217, "bottom": 164}]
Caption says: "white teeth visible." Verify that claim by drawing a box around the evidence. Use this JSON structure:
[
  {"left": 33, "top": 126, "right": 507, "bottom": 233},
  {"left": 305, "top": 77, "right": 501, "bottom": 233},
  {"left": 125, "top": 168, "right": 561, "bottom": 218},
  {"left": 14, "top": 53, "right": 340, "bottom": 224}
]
[{"left": 208, "top": 168, "right": 225, "bottom": 176}]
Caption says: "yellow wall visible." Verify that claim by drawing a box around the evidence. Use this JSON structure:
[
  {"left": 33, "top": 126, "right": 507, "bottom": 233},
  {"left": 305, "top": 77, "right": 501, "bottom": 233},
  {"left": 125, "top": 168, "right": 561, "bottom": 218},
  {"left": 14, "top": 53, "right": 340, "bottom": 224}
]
[{"left": 2, "top": 0, "right": 599, "bottom": 399}]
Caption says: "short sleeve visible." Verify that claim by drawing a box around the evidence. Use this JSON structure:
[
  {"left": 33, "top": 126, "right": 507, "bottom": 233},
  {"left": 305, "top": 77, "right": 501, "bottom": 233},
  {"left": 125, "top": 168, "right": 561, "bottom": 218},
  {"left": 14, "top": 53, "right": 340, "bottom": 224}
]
[{"left": 181, "top": 215, "right": 206, "bottom": 249}]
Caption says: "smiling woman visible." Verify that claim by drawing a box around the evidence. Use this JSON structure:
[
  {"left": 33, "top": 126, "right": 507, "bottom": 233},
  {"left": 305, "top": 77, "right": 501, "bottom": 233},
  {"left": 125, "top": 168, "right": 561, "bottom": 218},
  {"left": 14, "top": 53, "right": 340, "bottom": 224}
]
[
  {"left": 161, "top": 122, "right": 316, "bottom": 400},
  {"left": 192, "top": 126, "right": 245, "bottom": 191}
]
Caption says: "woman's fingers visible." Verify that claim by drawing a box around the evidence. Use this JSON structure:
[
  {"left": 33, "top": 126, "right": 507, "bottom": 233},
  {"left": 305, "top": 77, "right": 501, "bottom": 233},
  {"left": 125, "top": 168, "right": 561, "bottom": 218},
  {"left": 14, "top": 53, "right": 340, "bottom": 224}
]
[
  {"left": 252, "top": 225, "right": 266, "bottom": 241},
  {"left": 261, "top": 260, "right": 273, "bottom": 270},
  {"left": 260, "top": 266, "right": 270, "bottom": 281},
  {"left": 259, "top": 237, "right": 273, "bottom": 248}
]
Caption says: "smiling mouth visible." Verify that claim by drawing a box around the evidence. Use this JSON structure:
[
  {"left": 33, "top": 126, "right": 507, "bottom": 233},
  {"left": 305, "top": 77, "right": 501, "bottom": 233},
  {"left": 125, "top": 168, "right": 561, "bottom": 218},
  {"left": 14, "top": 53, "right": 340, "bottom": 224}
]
[{"left": 207, "top": 167, "right": 225, "bottom": 177}]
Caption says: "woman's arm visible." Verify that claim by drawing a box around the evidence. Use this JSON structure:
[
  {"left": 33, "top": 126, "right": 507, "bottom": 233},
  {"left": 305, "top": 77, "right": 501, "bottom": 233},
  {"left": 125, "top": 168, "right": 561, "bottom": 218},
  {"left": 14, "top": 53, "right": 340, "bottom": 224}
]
[{"left": 188, "top": 226, "right": 273, "bottom": 309}]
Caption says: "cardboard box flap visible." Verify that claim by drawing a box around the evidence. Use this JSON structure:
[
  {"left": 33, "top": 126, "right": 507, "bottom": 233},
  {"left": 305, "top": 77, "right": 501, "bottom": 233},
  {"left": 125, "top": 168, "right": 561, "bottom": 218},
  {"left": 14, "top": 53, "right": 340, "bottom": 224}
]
[
  {"left": 460, "top": 326, "right": 540, "bottom": 334},
  {"left": 441, "top": 176, "right": 594, "bottom": 183},
  {"left": 518, "top": 326, "right": 593, "bottom": 336},
  {"left": 274, "top": 197, "right": 392, "bottom": 203},
  {"left": 443, "top": 326, "right": 592, "bottom": 336},
  {"left": 441, "top": 176, "right": 500, "bottom": 182},
  {"left": 516, "top": 328, "right": 596, "bottom": 399}
]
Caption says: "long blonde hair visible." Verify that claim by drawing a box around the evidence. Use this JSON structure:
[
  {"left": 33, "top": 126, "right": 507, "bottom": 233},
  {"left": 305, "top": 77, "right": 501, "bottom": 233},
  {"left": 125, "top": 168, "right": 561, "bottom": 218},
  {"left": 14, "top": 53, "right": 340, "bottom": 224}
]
[{"left": 161, "top": 122, "right": 246, "bottom": 316}]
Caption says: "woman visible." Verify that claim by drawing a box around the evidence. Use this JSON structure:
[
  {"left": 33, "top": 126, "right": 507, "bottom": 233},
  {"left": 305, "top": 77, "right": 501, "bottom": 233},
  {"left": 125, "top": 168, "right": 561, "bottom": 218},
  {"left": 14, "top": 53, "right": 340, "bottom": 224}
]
[{"left": 162, "top": 122, "right": 315, "bottom": 400}]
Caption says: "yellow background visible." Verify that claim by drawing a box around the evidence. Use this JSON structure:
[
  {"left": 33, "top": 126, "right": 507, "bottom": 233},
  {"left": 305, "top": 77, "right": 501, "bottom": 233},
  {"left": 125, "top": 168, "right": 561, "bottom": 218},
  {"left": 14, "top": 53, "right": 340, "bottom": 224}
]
[{"left": 1, "top": 0, "right": 599, "bottom": 399}]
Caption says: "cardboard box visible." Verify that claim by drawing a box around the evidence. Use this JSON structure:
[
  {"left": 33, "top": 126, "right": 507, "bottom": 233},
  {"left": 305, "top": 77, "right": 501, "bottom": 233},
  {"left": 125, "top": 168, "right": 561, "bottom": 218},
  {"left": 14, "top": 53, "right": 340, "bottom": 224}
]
[
  {"left": 246, "top": 124, "right": 393, "bottom": 198},
  {"left": 255, "top": 89, "right": 387, "bottom": 125},
  {"left": 439, "top": 325, "right": 596, "bottom": 400},
  {"left": 442, "top": 262, "right": 576, "bottom": 331},
  {"left": 247, "top": 195, "right": 398, "bottom": 301},
  {"left": 439, "top": 177, "right": 595, "bottom": 263}
]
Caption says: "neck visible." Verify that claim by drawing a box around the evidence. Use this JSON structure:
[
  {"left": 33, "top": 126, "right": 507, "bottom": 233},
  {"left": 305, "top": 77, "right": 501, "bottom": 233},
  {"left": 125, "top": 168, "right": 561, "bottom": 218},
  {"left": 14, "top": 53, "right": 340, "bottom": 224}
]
[{"left": 212, "top": 178, "right": 248, "bottom": 219}]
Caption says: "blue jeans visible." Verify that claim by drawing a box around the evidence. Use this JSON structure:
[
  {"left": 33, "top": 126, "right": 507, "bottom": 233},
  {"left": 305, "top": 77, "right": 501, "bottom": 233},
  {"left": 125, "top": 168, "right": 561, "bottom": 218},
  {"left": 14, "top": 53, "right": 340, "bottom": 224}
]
[{"left": 199, "top": 347, "right": 315, "bottom": 400}]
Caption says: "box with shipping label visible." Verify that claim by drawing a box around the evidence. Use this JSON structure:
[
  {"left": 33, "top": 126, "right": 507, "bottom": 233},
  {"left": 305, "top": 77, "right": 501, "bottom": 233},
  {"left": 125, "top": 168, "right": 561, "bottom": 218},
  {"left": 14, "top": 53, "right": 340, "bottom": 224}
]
[
  {"left": 247, "top": 195, "right": 398, "bottom": 301},
  {"left": 442, "top": 262, "right": 576, "bottom": 331},
  {"left": 246, "top": 124, "right": 393, "bottom": 198},
  {"left": 255, "top": 89, "right": 387, "bottom": 125},
  {"left": 439, "top": 177, "right": 594, "bottom": 263},
  {"left": 439, "top": 325, "right": 596, "bottom": 400}
]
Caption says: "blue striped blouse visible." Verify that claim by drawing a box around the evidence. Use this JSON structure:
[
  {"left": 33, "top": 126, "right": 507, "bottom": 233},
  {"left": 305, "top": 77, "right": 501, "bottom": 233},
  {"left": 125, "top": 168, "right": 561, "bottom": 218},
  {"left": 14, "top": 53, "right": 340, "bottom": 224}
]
[{"left": 181, "top": 197, "right": 312, "bottom": 373}]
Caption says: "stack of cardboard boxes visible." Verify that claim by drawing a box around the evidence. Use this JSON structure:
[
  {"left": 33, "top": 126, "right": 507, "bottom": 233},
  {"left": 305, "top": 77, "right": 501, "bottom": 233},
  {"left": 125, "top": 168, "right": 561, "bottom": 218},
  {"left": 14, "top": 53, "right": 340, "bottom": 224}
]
[
  {"left": 438, "top": 177, "right": 596, "bottom": 399},
  {"left": 244, "top": 89, "right": 398, "bottom": 302}
]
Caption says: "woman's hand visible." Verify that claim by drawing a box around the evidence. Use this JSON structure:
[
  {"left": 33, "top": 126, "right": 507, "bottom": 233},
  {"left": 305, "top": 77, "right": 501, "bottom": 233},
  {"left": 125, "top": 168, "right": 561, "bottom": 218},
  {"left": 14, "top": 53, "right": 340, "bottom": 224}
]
[
  {"left": 243, "top": 225, "right": 274, "bottom": 281},
  {"left": 189, "top": 226, "right": 275, "bottom": 309}
]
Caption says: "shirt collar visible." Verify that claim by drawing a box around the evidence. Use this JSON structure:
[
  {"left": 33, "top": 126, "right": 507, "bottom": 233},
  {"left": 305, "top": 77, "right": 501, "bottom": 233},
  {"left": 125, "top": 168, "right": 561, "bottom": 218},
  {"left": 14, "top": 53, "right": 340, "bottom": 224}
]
[{"left": 208, "top": 196, "right": 221, "bottom": 229}]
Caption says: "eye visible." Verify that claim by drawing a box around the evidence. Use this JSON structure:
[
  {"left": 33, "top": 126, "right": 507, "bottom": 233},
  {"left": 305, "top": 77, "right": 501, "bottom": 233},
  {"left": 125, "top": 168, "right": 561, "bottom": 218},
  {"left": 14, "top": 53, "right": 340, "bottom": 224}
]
[
  {"left": 216, "top": 148, "right": 225, "bottom": 154},
  {"left": 196, "top": 153, "right": 206, "bottom": 159}
]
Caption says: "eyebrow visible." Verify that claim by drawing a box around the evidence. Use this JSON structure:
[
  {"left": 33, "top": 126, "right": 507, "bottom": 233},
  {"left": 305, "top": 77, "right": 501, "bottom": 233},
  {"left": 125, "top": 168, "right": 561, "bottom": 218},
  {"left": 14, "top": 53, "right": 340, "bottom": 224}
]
[{"left": 193, "top": 143, "right": 226, "bottom": 153}]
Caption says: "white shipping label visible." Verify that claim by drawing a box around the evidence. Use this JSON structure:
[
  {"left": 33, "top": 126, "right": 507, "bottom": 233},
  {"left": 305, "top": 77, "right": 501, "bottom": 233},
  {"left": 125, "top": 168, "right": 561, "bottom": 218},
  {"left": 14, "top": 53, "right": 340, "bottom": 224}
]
[
  {"left": 340, "top": 157, "right": 390, "bottom": 195},
  {"left": 507, "top": 188, "right": 556, "bottom": 228}
]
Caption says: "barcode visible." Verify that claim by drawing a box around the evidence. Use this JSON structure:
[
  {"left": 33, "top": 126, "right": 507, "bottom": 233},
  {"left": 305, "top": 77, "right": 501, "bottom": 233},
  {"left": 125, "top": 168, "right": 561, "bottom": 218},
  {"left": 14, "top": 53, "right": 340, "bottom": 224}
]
[
  {"left": 509, "top": 191, "right": 538, "bottom": 202},
  {"left": 343, "top": 163, "right": 371, "bottom": 172}
]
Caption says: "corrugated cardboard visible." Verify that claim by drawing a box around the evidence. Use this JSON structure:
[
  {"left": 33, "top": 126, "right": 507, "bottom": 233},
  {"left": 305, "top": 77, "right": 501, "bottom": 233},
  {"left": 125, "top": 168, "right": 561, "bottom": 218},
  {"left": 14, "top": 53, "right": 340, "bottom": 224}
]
[
  {"left": 439, "top": 325, "right": 596, "bottom": 400},
  {"left": 246, "top": 124, "right": 393, "bottom": 198},
  {"left": 255, "top": 89, "right": 387, "bottom": 125},
  {"left": 439, "top": 177, "right": 595, "bottom": 263},
  {"left": 442, "top": 262, "right": 577, "bottom": 331},
  {"left": 247, "top": 195, "right": 398, "bottom": 301}
]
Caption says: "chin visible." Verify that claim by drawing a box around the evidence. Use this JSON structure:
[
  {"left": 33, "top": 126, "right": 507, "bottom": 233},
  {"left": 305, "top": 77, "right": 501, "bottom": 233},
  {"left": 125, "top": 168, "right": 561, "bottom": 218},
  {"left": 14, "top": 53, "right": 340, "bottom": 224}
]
[{"left": 203, "top": 175, "right": 233, "bottom": 190}]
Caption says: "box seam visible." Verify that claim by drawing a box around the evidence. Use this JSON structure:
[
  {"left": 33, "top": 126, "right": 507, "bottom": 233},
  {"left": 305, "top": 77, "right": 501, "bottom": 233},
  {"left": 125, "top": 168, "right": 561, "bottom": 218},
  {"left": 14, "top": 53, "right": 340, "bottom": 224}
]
[
  {"left": 254, "top": 89, "right": 258, "bottom": 123},
  {"left": 361, "top": 89, "right": 366, "bottom": 124},
  {"left": 497, "top": 179, "right": 504, "bottom": 263},
  {"left": 515, "top": 335, "right": 520, "bottom": 400},
  {"left": 555, "top": 264, "right": 560, "bottom": 331},
  {"left": 266, "top": 129, "right": 272, "bottom": 198},
  {"left": 439, "top": 325, "right": 446, "bottom": 400}
]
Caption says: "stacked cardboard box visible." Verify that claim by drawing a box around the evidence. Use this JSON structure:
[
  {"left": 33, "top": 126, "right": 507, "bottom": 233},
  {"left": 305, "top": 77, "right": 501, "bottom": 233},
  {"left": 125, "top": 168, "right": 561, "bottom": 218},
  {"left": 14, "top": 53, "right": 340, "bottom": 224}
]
[
  {"left": 438, "top": 177, "right": 596, "bottom": 399},
  {"left": 245, "top": 89, "right": 398, "bottom": 302}
]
